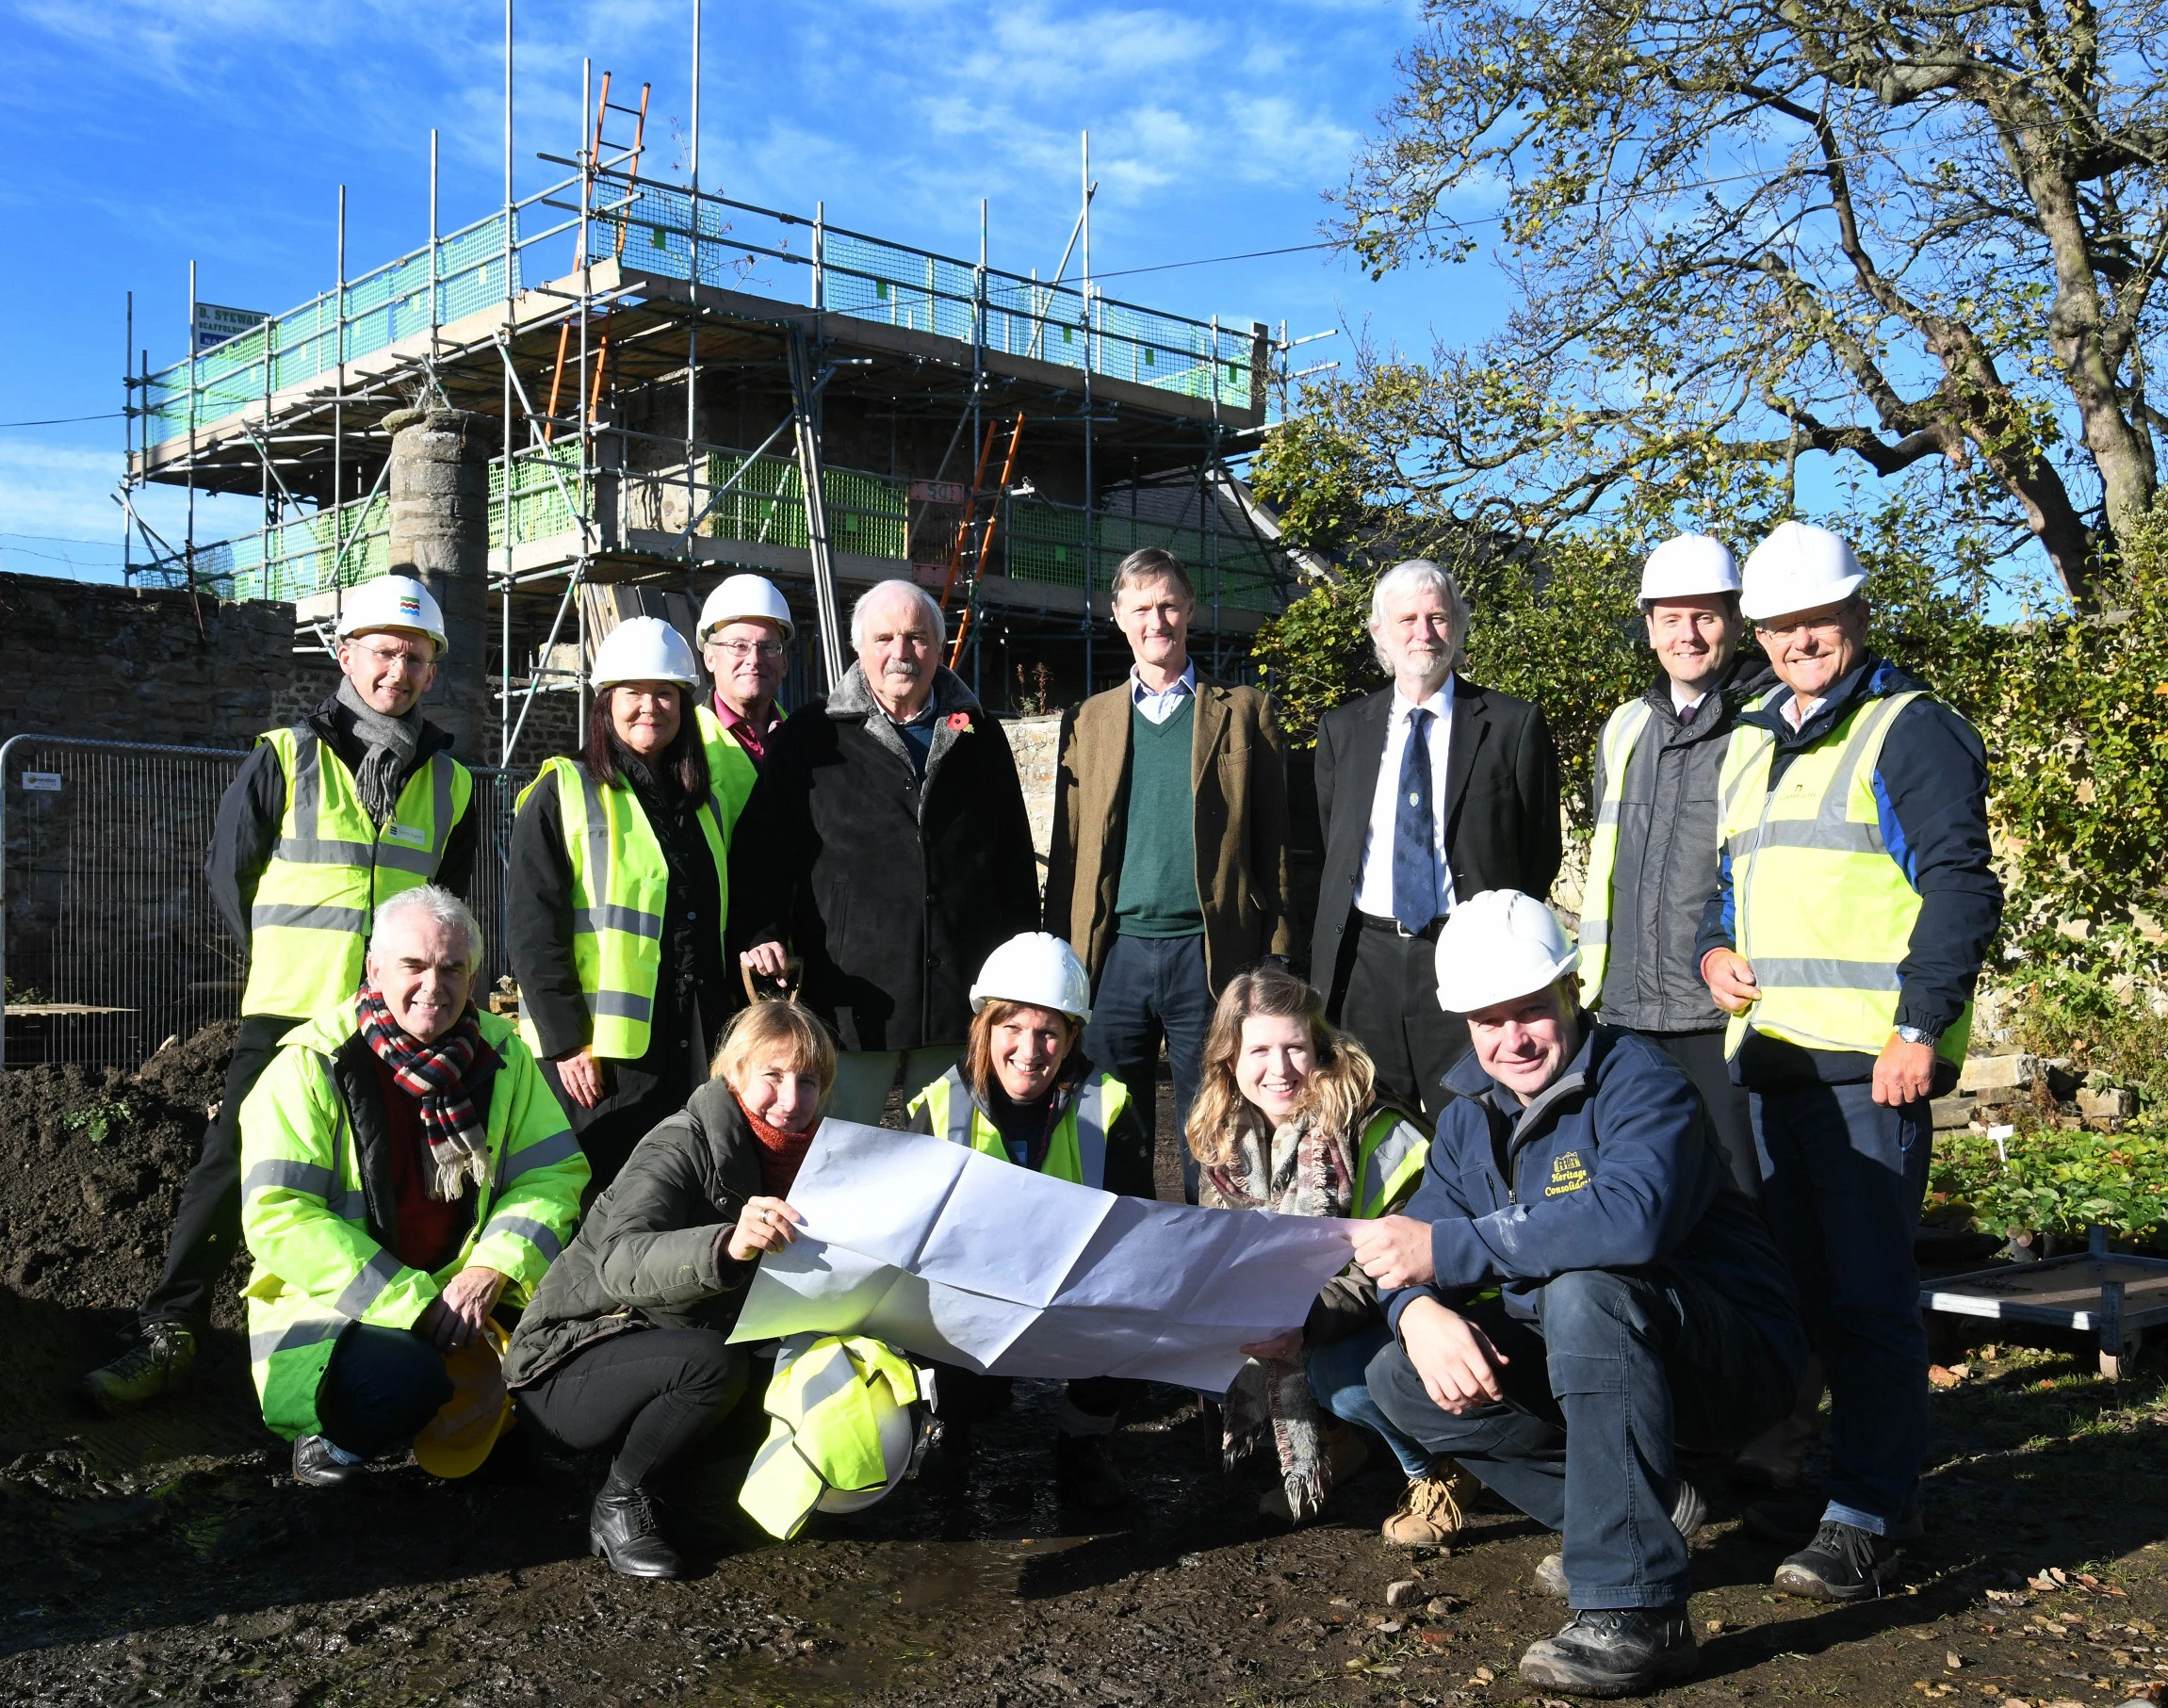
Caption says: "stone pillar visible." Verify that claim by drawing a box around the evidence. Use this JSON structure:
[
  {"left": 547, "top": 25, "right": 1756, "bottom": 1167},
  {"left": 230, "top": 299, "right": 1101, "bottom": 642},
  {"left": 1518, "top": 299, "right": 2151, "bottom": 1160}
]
[{"left": 383, "top": 405, "right": 493, "bottom": 761}]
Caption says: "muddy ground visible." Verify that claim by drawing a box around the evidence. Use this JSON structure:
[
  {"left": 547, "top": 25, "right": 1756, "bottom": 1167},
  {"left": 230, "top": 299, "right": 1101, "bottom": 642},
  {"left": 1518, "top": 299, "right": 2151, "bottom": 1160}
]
[{"left": 4, "top": 1031, "right": 2168, "bottom": 1707}]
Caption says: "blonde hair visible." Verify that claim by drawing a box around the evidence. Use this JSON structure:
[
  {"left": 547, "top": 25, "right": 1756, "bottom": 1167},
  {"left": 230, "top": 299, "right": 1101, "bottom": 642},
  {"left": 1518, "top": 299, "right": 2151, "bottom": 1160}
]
[
  {"left": 964, "top": 999, "right": 1080, "bottom": 1105},
  {"left": 1185, "top": 967, "right": 1376, "bottom": 1168},
  {"left": 712, "top": 1001, "right": 837, "bottom": 1101}
]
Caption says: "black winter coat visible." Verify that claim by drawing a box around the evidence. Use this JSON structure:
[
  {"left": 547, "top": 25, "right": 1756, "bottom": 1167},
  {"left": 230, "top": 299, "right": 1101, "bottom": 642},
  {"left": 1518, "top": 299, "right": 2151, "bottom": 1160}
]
[
  {"left": 727, "top": 664, "right": 1040, "bottom": 1051},
  {"left": 500, "top": 1078, "right": 767, "bottom": 1388},
  {"left": 1589, "top": 657, "right": 1776, "bottom": 1033}
]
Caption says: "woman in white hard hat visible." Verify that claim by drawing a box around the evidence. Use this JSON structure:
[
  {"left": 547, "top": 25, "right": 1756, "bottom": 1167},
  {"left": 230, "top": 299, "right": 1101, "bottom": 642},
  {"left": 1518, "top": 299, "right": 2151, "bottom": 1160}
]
[
  {"left": 1186, "top": 965, "right": 1471, "bottom": 1544},
  {"left": 507, "top": 617, "right": 733, "bottom": 1193},
  {"left": 505, "top": 1000, "right": 837, "bottom": 1579},
  {"left": 693, "top": 573, "right": 795, "bottom": 834},
  {"left": 905, "top": 931, "right": 1155, "bottom": 1509}
]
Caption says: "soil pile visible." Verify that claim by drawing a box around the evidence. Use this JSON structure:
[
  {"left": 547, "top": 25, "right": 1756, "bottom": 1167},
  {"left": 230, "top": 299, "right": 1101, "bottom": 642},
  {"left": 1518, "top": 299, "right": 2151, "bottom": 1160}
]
[{"left": 0, "top": 1022, "right": 236, "bottom": 1319}]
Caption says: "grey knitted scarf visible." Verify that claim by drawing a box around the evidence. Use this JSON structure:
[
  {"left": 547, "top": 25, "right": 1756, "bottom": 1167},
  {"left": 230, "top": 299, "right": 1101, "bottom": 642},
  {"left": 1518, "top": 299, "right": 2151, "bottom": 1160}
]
[{"left": 335, "top": 677, "right": 422, "bottom": 827}]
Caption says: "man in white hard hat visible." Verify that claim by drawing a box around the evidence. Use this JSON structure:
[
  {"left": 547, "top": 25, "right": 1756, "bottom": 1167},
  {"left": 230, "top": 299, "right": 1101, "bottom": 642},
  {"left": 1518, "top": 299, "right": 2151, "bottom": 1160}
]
[
  {"left": 1312, "top": 560, "right": 1561, "bottom": 1120},
  {"left": 1695, "top": 520, "right": 1999, "bottom": 1601},
  {"left": 695, "top": 573, "right": 793, "bottom": 833},
  {"left": 1044, "top": 546, "right": 1293, "bottom": 1203},
  {"left": 1353, "top": 890, "right": 1807, "bottom": 1698},
  {"left": 86, "top": 573, "right": 481, "bottom": 1416},
  {"left": 1578, "top": 534, "right": 1769, "bottom": 1199},
  {"left": 732, "top": 578, "right": 1039, "bottom": 1124}
]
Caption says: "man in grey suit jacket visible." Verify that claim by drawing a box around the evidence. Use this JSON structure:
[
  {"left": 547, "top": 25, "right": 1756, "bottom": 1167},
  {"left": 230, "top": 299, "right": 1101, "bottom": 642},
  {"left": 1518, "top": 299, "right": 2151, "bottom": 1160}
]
[{"left": 1312, "top": 561, "right": 1562, "bottom": 1117}]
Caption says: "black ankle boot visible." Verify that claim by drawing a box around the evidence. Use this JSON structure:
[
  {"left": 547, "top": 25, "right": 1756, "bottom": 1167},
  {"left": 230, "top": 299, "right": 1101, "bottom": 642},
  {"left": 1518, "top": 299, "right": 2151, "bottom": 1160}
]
[
  {"left": 590, "top": 1475, "right": 684, "bottom": 1579},
  {"left": 1518, "top": 1605, "right": 1700, "bottom": 1697}
]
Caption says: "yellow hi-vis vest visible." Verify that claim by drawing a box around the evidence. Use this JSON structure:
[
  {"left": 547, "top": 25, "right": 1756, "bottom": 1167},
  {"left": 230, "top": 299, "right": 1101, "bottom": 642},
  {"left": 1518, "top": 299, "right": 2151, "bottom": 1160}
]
[
  {"left": 739, "top": 1333, "right": 923, "bottom": 1539},
  {"left": 242, "top": 725, "right": 474, "bottom": 1018},
  {"left": 1355, "top": 1106, "right": 1429, "bottom": 1220},
  {"left": 908, "top": 1067, "right": 1130, "bottom": 1189},
  {"left": 238, "top": 1003, "right": 588, "bottom": 1440},
  {"left": 1576, "top": 700, "right": 1655, "bottom": 1007},
  {"left": 694, "top": 702, "right": 762, "bottom": 837},
  {"left": 1716, "top": 686, "right": 1973, "bottom": 1071},
  {"left": 513, "top": 756, "right": 730, "bottom": 1062}
]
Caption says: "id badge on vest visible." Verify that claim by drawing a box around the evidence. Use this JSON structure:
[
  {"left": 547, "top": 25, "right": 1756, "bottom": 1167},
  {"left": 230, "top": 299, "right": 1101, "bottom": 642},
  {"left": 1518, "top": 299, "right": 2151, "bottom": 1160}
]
[{"left": 387, "top": 822, "right": 430, "bottom": 847}]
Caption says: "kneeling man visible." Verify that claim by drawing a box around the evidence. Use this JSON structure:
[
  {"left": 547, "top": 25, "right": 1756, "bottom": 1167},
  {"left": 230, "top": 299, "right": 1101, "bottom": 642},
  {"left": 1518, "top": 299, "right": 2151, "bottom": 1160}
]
[
  {"left": 240, "top": 885, "right": 589, "bottom": 1485},
  {"left": 1353, "top": 890, "right": 1807, "bottom": 1698}
]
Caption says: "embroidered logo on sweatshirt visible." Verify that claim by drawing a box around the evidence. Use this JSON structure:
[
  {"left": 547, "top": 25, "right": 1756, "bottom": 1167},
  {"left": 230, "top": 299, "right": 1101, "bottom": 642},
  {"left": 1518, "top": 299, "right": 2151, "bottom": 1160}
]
[{"left": 1544, "top": 1149, "right": 1590, "bottom": 1197}]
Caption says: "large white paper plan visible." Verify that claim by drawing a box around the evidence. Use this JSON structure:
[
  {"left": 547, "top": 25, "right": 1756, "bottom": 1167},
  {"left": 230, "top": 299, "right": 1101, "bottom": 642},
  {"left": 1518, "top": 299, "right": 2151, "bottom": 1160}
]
[{"left": 726, "top": 1117, "right": 1358, "bottom": 1394}]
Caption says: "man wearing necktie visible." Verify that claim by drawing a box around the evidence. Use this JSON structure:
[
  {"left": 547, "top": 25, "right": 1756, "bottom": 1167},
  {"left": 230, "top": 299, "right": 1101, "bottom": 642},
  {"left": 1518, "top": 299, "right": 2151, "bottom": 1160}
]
[{"left": 1311, "top": 561, "right": 1562, "bottom": 1119}]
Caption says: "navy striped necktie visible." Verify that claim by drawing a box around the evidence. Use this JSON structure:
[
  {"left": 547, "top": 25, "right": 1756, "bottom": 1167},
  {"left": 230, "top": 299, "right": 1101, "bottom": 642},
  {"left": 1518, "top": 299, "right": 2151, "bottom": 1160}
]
[{"left": 1391, "top": 707, "right": 1438, "bottom": 934}]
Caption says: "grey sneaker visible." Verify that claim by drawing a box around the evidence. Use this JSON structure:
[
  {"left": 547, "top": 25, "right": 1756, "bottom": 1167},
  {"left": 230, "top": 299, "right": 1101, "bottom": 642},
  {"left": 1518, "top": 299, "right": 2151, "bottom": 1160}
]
[{"left": 82, "top": 1324, "right": 197, "bottom": 1416}]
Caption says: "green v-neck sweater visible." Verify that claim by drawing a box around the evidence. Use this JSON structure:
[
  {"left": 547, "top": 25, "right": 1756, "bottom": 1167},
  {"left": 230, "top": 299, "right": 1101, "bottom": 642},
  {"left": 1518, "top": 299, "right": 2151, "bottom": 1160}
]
[{"left": 1114, "top": 696, "right": 1204, "bottom": 936}]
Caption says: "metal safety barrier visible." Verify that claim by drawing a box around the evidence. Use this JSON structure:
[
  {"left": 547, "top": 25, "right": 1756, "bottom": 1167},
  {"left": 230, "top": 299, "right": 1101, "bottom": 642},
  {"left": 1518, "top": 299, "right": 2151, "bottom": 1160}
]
[{"left": 0, "top": 735, "right": 523, "bottom": 1073}]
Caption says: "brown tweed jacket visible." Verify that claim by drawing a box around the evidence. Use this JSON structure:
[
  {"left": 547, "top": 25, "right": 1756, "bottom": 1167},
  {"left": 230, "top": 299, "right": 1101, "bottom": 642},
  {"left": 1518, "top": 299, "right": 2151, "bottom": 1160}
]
[{"left": 1043, "top": 674, "right": 1293, "bottom": 996}]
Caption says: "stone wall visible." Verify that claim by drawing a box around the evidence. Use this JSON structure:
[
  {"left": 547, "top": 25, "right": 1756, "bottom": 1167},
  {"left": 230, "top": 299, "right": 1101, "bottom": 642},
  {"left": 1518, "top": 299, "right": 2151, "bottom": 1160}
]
[{"left": 0, "top": 573, "right": 302, "bottom": 753}]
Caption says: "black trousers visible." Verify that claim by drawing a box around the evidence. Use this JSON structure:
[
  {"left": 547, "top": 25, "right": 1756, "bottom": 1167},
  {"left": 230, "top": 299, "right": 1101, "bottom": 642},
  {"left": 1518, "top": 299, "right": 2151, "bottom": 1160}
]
[
  {"left": 140, "top": 1013, "right": 302, "bottom": 1334},
  {"left": 1330, "top": 916, "right": 1468, "bottom": 1121},
  {"left": 1634, "top": 1028, "right": 1760, "bottom": 1201},
  {"left": 514, "top": 1327, "right": 751, "bottom": 1487},
  {"left": 318, "top": 1324, "right": 456, "bottom": 1458}
]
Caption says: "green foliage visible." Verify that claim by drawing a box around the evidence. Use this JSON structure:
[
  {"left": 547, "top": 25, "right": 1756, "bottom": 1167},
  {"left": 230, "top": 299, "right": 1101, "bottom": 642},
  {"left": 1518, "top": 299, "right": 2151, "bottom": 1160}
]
[
  {"left": 2005, "top": 971, "right": 2168, "bottom": 1095},
  {"left": 1250, "top": 571, "right": 1383, "bottom": 750},
  {"left": 61, "top": 1098, "right": 132, "bottom": 1145},
  {"left": 1929, "top": 1123, "right": 2168, "bottom": 1244},
  {"left": 1248, "top": 415, "right": 1379, "bottom": 562}
]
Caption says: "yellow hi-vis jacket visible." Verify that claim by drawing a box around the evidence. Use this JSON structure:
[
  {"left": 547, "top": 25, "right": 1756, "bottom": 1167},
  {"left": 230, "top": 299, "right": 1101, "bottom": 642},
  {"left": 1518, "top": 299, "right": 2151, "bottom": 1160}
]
[
  {"left": 241, "top": 725, "right": 474, "bottom": 1018},
  {"left": 693, "top": 702, "right": 762, "bottom": 837},
  {"left": 738, "top": 1333, "right": 923, "bottom": 1539},
  {"left": 1354, "top": 1105, "right": 1429, "bottom": 1222},
  {"left": 513, "top": 756, "right": 730, "bottom": 1063},
  {"left": 237, "top": 1002, "right": 589, "bottom": 1441},
  {"left": 907, "top": 1066, "right": 1129, "bottom": 1189},
  {"left": 1716, "top": 686, "right": 1973, "bottom": 1071},
  {"left": 1575, "top": 700, "right": 1655, "bottom": 1005}
]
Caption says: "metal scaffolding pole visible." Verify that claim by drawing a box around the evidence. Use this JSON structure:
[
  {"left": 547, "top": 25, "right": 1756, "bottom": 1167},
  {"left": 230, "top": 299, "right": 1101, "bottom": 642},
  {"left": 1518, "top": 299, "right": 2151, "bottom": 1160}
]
[
  {"left": 186, "top": 259, "right": 196, "bottom": 592},
  {"left": 1080, "top": 130, "right": 1093, "bottom": 695},
  {"left": 334, "top": 186, "right": 347, "bottom": 626},
  {"left": 122, "top": 291, "right": 133, "bottom": 584},
  {"left": 499, "top": 0, "right": 514, "bottom": 763},
  {"left": 788, "top": 327, "right": 845, "bottom": 687},
  {"left": 686, "top": 0, "right": 702, "bottom": 588}
]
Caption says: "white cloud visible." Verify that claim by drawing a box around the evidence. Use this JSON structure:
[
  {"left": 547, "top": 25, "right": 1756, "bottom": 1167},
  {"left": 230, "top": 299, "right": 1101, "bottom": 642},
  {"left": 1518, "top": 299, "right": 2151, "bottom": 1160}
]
[{"left": 0, "top": 440, "right": 253, "bottom": 581}]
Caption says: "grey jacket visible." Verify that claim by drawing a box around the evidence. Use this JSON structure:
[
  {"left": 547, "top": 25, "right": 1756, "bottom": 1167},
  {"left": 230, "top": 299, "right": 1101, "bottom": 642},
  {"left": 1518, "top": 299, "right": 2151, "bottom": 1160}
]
[
  {"left": 501, "top": 1079, "right": 765, "bottom": 1387},
  {"left": 1589, "top": 659, "right": 1775, "bottom": 1033}
]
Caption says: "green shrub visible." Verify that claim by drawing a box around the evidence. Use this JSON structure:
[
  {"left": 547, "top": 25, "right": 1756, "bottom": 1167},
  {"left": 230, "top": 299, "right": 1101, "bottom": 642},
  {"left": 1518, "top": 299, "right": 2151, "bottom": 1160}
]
[{"left": 1928, "top": 1121, "right": 2168, "bottom": 1245}]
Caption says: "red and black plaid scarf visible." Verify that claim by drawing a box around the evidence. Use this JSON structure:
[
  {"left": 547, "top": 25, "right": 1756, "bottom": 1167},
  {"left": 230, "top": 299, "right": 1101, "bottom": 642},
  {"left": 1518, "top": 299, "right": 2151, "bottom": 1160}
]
[{"left": 355, "top": 983, "right": 492, "bottom": 1201}]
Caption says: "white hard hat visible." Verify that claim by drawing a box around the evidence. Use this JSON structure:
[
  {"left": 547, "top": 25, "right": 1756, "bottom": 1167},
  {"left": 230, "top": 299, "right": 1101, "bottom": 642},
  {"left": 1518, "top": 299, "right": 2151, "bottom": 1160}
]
[
  {"left": 814, "top": 1381, "right": 917, "bottom": 1514},
  {"left": 698, "top": 574, "right": 795, "bottom": 643},
  {"left": 338, "top": 575, "right": 448, "bottom": 657},
  {"left": 1639, "top": 533, "right": 1740, "bottom": 603},
  {"left": 590, "top": 616, "right": 700, "bottom": 691},
  {"left": 1434, "top": 889, "right": 1582, "bottom": 1015},
  {"left": 970, "top": 932, "right": 1093, "bottom": 1025},
  {"left": 1739, "top": 521, "right": 1866, "bottom": 623}
]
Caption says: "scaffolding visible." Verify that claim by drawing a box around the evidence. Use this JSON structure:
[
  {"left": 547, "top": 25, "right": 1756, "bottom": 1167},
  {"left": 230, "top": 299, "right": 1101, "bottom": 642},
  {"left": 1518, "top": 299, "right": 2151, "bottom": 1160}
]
[{"left": 119, "top": 13, "right": 1296, "bottom": 765}]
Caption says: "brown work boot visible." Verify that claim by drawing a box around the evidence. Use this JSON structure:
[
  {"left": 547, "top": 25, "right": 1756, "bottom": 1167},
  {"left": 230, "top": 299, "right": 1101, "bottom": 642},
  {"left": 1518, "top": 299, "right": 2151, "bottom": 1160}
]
[{"left": 1382, "top": 1459, "right": 1475, "bottom": 1546}]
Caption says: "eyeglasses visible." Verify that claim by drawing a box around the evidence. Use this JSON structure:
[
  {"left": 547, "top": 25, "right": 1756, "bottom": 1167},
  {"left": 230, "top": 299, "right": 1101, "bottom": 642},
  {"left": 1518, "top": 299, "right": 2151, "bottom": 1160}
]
[
  {"left": 1755, "top": 614, "right": 1853, "bottom": 642},
  {"left": 708, "top": 639, "right": 787, "bottom": 661},
  {"left": 345, "top": 640, "right": 436, "bottom": 670}
]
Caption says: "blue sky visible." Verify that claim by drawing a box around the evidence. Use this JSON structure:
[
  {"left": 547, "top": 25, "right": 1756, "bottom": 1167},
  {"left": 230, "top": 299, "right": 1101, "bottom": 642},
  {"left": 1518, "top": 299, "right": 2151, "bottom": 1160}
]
[{"left": 0, "top": 0, "right": 1484, "bottom": 583}]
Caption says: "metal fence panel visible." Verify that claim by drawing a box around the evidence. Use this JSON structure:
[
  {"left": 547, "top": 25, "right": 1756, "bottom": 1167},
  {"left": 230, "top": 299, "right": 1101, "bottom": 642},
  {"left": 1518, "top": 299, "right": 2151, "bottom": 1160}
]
[{"left": 0, "top": 736, "right": 524, "bottom": 1073}]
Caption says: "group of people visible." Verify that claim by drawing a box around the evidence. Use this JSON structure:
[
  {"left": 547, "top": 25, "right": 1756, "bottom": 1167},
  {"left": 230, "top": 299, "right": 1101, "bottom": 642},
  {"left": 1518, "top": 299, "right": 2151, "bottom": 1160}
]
[{"left": 74, "top": 513, "right": 1997, "bottom": 1698}]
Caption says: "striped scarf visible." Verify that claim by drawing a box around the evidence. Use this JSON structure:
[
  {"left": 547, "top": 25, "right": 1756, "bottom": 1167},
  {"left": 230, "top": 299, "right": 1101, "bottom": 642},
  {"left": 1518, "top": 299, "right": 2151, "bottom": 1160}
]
[{"left": 355, "top": 984, "right": 492, "bottom": 1202}]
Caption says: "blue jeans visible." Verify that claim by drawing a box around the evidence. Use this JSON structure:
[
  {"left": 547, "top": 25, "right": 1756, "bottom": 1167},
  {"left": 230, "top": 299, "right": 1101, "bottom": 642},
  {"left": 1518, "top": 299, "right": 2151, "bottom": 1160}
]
[
  {"left": 1369, "top": 1270, "right": 1797, "bottom": 1609},
  {"left": 1752, "top": 1080, "right": 1932, "bottom": 1533},
  {"left": 318, "top": 1324, "right": 453, "bottom": 1459},
  {"left": 1084, "top": 933, "right": 1214, "bottom": 1203},
  {"left": 1308, "top": 1323, "right": 1433, "bottom": 1479}
]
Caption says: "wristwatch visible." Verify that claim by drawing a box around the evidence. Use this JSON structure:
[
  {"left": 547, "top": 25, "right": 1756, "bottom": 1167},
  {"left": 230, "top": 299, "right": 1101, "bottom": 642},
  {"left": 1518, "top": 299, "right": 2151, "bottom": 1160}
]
[{"left": 1894, "top": 1024, "right": 1939, "bottom": 1049}]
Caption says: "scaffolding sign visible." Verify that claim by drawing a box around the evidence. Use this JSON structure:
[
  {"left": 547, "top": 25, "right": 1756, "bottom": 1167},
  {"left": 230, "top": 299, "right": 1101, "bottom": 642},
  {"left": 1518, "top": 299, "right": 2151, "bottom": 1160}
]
[{"left": 192, "top": 301, "right": 269, "bottom": 354}]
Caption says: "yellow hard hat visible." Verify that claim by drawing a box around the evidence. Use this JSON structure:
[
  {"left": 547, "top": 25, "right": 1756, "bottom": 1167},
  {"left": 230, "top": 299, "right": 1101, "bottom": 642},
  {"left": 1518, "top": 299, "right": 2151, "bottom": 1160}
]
[{"left": 412, "top": 1319, "right": 513, "bottom": 1479}]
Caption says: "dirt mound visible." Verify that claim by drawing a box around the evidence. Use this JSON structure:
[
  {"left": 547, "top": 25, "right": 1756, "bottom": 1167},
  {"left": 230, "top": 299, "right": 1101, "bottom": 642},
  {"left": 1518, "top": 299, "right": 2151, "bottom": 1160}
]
[{"left": 0, "top": 1023, "right": 241, "bottom": 1326}]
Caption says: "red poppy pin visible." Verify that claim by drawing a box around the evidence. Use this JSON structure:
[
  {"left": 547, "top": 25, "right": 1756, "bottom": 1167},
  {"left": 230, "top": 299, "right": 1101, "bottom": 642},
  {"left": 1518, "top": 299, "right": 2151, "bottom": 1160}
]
[{"left": 946, "top": 711, "right": 974, "bottom": 734}]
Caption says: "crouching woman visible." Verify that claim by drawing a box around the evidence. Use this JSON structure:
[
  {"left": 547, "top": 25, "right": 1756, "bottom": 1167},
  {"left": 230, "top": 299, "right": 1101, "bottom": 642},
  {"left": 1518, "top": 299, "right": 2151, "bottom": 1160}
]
[
  {"left": 238, "top": 886, "right": 589, "bottom": 1488},
  {"left": 1188, "top": 966, "right": 1466, "bottom": 1542},
  {"left": 503, "top": 1000, "right": 834, "bottom": 1579}
]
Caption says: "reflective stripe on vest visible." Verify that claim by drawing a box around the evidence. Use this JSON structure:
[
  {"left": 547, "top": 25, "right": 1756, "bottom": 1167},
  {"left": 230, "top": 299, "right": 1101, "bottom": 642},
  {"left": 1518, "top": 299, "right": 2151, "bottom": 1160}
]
[
  {"left": 738, "top": 1333, "right": 921, "bottom": 1540},
  {"left": 1717, "top": 688, "right": 1974, "bottom": 1068},
  {"left": 241, "top": 725, "right": 473, "bottom": 1018},
  {"left": 1355, "top": 1108, "right": 1429, "bottom": 1220},
  {"left": 1576, "top": 700, "right": 1655, "bottom": 1006},
  {"left": 695, "top": 703, "right": 761, "bottom": 837},
  {"left": 514, "top": 757, "right": 729, "bottom": 1062},
  {"left": 909, "top": 1067, "right": 1128, "bottom": 1191}
]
